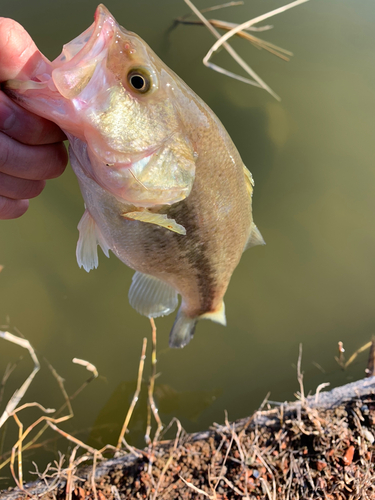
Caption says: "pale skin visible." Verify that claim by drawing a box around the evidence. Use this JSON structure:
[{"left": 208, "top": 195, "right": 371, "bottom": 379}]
[{"left": 0, "top": 18, "right": 67, "bottom": 219}]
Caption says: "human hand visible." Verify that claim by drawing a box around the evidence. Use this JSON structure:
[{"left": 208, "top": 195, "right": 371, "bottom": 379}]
[{"left": 0, "top": 18, "right": 68, "bottom": 219}]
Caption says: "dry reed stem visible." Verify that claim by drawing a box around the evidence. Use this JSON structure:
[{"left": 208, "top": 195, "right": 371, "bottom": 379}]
[
  {"left": 46, "top": 421, "right": 101, "bottom": 456},
  {"left": 10, "top": 413, "right": 23, "bottom": 490},
  {"left": 200, "top": 1, "right": 244, "bottom": 14},
  {"left": 179, "top": 18, "right": 293, "bottom": 61},
  {"left": 179, "top": 474, "right": 214, "bottom": 498},
  {"left": 0, "top": 358, "right": 94, "bottom": 469},
  {"left": 0, "top": 355, "right": 98, "bottom": 483},
  {"left": 151, "top": 418, "right": 182, "bottom": 500},
  {"left": 0, "top": 362, "right": 19, "bottom": 409},
  {"left": 65, "top": 445, "right": 79, "bottom": 500},
  {"left": 184, "top": 0, "right": 310, "bottom": 100},
  {"left": 91, "top": 451, "right": 98, "bottom": 500},
  {"left": 204, "top": 0, "right": 310, "bottom": 57},
  {"left": 145, "top": 318, "right": 163, "bottom": 445},
  {"left": 0, "top": 331, "right": 40, "bottom": 428},
  {"left": 345, "top": 341, "right": 372, "bottom": 369},
  {"left": 72, "top": 358, "right": 98, "bottom": 378},
  {"left": 366, "top": 337, "right": 375, "bottom": 377},
  {"left": 117, "top": 337, "right": 147, "bottom": 449},
  {"left": 183, "top": 0, "right": 268, "bottom": 93},
  {"left": 296, "top": 343, "right": 305, "bottom": 404}
]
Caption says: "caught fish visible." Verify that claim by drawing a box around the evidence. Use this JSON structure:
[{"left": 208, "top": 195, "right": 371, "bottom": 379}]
[{"left": 5, "top": 4, "right": 264, "bottom": 348}]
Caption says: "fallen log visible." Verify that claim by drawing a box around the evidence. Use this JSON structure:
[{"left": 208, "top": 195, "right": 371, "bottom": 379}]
[{"left": 1, "top": 376, "right": 375, "bottom": 499}]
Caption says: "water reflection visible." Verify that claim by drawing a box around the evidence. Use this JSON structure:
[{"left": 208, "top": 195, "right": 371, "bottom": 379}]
[{"left": 88, "top": 381, "right": 221, "bottom": 449}]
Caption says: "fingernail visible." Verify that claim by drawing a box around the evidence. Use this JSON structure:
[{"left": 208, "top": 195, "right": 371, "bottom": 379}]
[{"left": 0, "top": 103, "right": 16, "bottom": 131}]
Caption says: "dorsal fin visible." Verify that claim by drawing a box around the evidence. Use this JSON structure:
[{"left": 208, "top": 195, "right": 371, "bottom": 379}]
[
  {"left": 76, "top": 209, "right": 110, "bottom": 272},
  {"left": 128, "top": 271, "right": 178, "bottom": 318},
  {"left": 244, "top": 222, "right": 266, "bottom": 251}
]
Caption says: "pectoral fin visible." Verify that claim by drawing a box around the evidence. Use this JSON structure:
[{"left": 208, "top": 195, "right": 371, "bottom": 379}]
[
  {"left": 76, "top": 209, "right": 110, "bottom": 272},
  {"left": 244, "top": 222, "right": 266, "bottom": 251},
  {"left": 129, "top": 271, "right": 178, "bottom": 318},
  {"left": 243, "top": 165, "right": 254, "bottom": 198},
  {"left": 122, "top": 211, "right": 186, "bottom": 235}
]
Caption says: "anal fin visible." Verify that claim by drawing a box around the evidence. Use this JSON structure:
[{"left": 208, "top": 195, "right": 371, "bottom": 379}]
[
  {"left": 76, "top": 209, "right": 110, "bottom": 272},
  {"left": 129, "top": 271, "right": 178, "bottom": 318},
  {"left": 169, "top": 309, "right": 197, "bottom": 349}
]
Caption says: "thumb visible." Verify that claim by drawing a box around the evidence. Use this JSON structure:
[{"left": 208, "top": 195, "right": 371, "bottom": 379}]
[{"left": 0, "top": 18, "right": 51, "bottom": 81}]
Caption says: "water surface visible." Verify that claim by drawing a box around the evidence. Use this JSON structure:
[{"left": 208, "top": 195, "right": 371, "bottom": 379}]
[{"left": 1, "top": 0, "right": 375, "bottom": 483}]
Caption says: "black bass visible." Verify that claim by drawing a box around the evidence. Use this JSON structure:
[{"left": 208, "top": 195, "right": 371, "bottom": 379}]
[{"left": 6, "top": 4, "right": 264, "bottom": 348}]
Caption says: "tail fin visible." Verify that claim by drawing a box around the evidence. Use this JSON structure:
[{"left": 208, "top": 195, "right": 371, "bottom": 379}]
[{"left": 169, "top": 309, "right": 197, "bottom": 349}]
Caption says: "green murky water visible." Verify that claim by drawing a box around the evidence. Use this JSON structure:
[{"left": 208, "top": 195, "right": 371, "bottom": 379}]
[{"left": 1, "top": 0, "right": 375, "bottom": 484}]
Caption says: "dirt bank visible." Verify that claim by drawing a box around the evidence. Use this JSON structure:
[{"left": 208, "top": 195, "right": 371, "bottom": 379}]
[{"left": 1, "top": 377, "right": 375, "bottom": 500}]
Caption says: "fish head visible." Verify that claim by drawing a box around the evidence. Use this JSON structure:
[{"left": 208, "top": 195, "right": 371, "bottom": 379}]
[{"left": 5, "top": 4, "right": 198, "bottom": 206}]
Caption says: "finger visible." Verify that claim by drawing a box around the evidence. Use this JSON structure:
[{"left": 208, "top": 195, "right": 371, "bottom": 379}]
[
  {"left": 0, "top": 132, "right": 68, "bottom": 180},
  {"left": 0, "top": 91, "right": 66, "bottom": 145},
  {"left": 0, "top": 18, "right": 49, "bottom": 81},
  {"left": 0, "top": 196, "right": 29, "bottom": 220},
  {"left": 0, "top": 171, "right": 45, "bottom": 200}
]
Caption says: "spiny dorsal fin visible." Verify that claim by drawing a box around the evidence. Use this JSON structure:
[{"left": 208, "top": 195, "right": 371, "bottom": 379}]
[
  {"left": 76, "top": 209, "right": 110, "bottom": 272},
  {"left": 244, "top": 222, "right": 266, "bottom": 251},
  {"left": 122, "top": 211, "right": 186, "bottom": 235},
  {"left": 129, "top": 271, "right": 178, "bottom": 318}
]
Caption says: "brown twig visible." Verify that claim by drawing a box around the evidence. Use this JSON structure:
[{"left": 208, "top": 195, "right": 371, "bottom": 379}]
[
  {"left": 145, "top": 318, "right": 163, "bottom": 445},
  {"left": 117, "top": 337, "right": 147, "bottom": 449}
]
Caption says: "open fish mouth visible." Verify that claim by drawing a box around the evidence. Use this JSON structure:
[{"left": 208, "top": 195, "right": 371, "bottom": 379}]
[{"left": 5, "top": 3, "right": 198, "bottom": 208}]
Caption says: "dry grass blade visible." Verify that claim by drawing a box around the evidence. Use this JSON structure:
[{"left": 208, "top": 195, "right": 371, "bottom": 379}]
[
  {"left": 336, "top": 339, "right": 373, "bottom": 371},
  {"left": 0, "top": 331, "right": 40, "bottom": 428},
  {"left": 183, "top": 0, "right": 310, "bottom": 100},
  {"left": 314, "top": 382, "right": 330, "bottom": 404},
  {"left": 117, "top": 337, "right": 147, "bottom": 449},
  {"left": 0, "top": 362, "right": 19, "bottom": 408},
  {"left": 201, "top": 1, "right": 244, "bottom": 13},
  {"left": 152, "top": 418, "right": 182, "bottom": 500},
  {"left": 145, "top": 318, "right": 163, "bottom": 445},
  {"left": 366, "top": 337, "right": 375, "bottom": 377},
  {"left": 345, "top": 341, "right": 372, "bottom": 369},
  {"left": 205, "top": 0, "right": 310, "bottom": 55},
  {"left": 183, "top": 0, "right": 268, "bottom": 92},
  {"left": 180, "top": 18, "right": 293, "bottom": 61},
  {"left": 46, "top": 421, "right": 101, "bottom": 456},
  {"left": 72, "top": 358, "right": 98, "bottom": 378},
  {"left": 179, "top": 474, "right": 213, "bottom": 498},
  {"left": 203, "top": 0, "right": 310, "bottom": 99},
  {"left": 296, "top": 343, "right": 305, "bottom": 403}
]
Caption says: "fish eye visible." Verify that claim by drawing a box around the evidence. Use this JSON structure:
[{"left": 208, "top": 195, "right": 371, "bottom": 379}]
[{"left": 127, "top": 68, "right": 152, "bottom": 94}]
